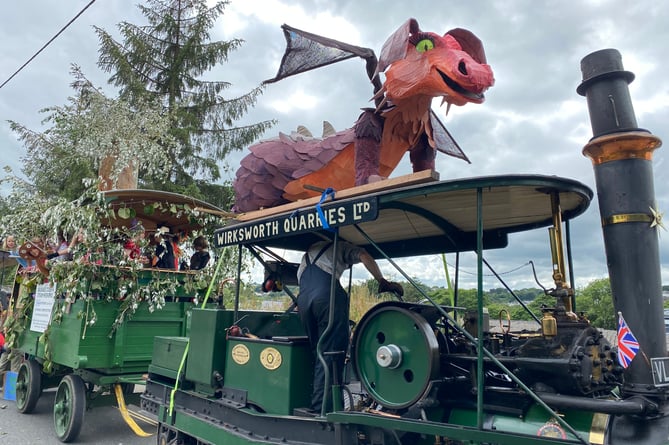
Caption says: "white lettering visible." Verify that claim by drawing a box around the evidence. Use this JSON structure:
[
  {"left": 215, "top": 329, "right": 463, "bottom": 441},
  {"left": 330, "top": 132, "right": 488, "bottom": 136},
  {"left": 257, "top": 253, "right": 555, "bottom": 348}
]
[
  {"left": 327, "top": 208, "right": 338, "bottom": 226},
  {"left": 218, "top": 200, "right": 375, "bottom": 246},
  {"left": 353, "top": 201, "right": 371, "bottom": 220},
  {"left": 298, "top": 214, "right": 308, "bottom": 231},
  {"left": 654, "top": 360, "right": 669, "bottom": 383}
]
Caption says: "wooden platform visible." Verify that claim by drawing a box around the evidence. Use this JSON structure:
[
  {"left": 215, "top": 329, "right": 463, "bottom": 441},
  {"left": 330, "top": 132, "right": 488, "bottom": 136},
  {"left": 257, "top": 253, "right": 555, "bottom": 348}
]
[
  {"left": 236, "top": 170, "right": 440, "bottom": 222},
  {"left": 214, "top": 173, "right": 593, "bottom": 258}
]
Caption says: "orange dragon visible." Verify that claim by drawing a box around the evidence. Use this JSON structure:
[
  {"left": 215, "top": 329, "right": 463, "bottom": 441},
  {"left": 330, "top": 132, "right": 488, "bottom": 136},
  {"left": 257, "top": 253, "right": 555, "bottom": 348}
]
[{"left": 233, "top": 18, "right": 494, "bottom": 212}]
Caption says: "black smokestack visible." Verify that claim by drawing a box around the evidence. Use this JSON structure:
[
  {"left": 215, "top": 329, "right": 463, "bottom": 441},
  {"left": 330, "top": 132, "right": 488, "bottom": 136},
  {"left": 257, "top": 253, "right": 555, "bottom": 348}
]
[
  {"left": 578, "top": 49, "right": 664, "bottom": 397},
  {"left": 577, "top": 49, "right": 639, "bottom": 137}
]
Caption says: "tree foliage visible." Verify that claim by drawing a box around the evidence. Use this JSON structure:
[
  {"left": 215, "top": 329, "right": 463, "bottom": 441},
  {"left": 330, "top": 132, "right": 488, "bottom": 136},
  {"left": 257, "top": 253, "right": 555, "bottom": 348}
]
[
  {"left": 0, "top": 168, "right": 72, "bottom": 243},
  {"left": 430, "top": 287, "right": 454, "bottom": 306},
  {"left": 451, "top": 288, "right": 488, "bottom": 316},
  {"left": 3, "top": 0, "right": 271, "bottom": 261},
  {"left": 575, "top": 277, "right": 615, "bottom": 329},
  {"left": 487, "top": 287, "right": 543, "bottom": 303},
  {"left": 9, "top": 67, "right": 177, "bottom": 201},
  {"left": 95, "top": 0, "right": 275, "bottom": 208}
]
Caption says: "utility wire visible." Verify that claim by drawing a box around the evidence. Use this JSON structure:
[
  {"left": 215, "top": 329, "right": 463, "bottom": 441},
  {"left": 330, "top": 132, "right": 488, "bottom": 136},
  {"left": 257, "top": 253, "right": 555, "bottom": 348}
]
[
  {"left": 0, "top": 0, "right": 97, "bottom": 91},
  {"left": 455, "top": 260, "right": 531, "bottom": 277}
]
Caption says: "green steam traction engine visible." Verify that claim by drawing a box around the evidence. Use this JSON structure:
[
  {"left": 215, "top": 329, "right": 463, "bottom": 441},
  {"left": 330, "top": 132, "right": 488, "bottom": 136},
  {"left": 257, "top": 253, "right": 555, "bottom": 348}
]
[{"left": 141, "top": 50, "right": 669, "bottom": 444}]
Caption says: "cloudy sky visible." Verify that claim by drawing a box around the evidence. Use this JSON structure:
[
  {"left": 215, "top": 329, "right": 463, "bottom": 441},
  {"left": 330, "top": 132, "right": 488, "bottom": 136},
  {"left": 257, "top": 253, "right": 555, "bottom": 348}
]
[{"left": 1, "top": 0, "right": 668, "bottom": 291}]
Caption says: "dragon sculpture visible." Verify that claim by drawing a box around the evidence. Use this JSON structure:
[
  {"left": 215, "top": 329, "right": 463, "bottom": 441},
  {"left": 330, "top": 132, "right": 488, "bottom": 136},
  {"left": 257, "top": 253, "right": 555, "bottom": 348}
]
[{"left": 233, "top": 18, "right": 494, "bottom": 212}]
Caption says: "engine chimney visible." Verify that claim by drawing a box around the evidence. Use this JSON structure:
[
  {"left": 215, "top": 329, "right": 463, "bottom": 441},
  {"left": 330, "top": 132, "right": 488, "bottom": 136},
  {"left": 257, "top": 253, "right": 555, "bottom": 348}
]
[{"left": 578, "top": 49, "right": 664, "bottom": 397}]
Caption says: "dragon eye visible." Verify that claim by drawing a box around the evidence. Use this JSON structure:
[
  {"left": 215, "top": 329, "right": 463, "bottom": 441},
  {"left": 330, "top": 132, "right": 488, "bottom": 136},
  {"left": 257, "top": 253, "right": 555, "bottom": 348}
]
[{"left": 415, "top": 38, "right": 434, "bottom": 53}]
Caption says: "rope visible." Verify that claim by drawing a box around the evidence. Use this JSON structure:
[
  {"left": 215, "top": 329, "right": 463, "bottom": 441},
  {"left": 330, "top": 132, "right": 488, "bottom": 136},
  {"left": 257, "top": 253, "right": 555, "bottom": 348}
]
[{"left": 315, "top": 188, "right": 336, "bottom": 231}]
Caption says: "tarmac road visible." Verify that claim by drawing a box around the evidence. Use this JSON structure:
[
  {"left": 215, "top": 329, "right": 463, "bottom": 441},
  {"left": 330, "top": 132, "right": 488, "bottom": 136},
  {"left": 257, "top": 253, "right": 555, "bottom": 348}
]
[{"left": 0, "top": 387, "right": 156, "bottom": 445}]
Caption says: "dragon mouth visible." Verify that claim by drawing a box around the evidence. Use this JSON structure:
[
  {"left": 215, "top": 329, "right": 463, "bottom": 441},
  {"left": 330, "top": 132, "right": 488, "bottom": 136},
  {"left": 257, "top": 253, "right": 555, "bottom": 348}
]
[{"left": 437, "top": 68, "right": 485, "bottom": 101}]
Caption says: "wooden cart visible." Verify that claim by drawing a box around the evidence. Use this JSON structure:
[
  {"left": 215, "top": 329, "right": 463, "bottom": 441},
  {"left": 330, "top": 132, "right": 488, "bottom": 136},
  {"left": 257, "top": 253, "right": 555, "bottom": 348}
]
[{"left": 5, "top": 189, "right": 223, "bottom": 442}]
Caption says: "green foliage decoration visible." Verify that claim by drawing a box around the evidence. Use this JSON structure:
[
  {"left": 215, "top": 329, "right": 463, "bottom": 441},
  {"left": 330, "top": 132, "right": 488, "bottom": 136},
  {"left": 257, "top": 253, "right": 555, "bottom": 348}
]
[
  {"left": 2, "top": 274, "right": 39, "bottom": 349},
  {"left": 1, "top": 180, "right": 237, "bottom": 346}
]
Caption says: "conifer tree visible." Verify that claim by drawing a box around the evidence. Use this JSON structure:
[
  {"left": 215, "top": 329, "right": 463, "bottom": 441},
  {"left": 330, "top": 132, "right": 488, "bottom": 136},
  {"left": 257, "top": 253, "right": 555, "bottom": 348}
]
[{"left": 95, "top": 0, "right": 274, "bottom": 208}]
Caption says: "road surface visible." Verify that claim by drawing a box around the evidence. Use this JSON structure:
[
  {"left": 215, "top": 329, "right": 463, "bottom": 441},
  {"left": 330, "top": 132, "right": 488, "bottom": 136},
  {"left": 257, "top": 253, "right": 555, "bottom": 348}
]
[{"left": 0, "top": 387, "right": 156, "bottom": 445}]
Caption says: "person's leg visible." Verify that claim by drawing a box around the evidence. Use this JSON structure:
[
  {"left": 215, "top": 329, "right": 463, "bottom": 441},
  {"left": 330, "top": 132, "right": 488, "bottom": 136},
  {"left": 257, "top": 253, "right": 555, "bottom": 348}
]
[
  {"left": 9, "top": 348, "right": 23, "bottom": 372},
  {"left": 298, "top": 290, "right": 323, "bottom": 412},
  {"left": 0, "top": 349, "right": 10, "bottom": 373},
  {"left": 310, "top": 290, "right": 349, "bottom": 412},
  {"left": 0, "top": 349, "right": 8, "bottom": 388}
]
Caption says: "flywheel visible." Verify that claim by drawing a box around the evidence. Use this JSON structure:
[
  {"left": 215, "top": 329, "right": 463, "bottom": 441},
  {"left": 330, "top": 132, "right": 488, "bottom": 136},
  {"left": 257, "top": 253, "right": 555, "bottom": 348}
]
[{"left": 351, "top": 302, "right": 440, "bottom": 409}]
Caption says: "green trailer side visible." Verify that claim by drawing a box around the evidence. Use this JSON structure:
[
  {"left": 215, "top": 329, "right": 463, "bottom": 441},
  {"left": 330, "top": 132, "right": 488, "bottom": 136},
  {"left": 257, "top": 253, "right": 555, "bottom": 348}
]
[
  {"left": 12, "top": 268, "right": 199, "bottom": 374},
  {"left": 17, "top": 298, "right": 192, "bottom": 372},
  {"left": 7, "top": 267, "right": 206, "bottom": 443}
]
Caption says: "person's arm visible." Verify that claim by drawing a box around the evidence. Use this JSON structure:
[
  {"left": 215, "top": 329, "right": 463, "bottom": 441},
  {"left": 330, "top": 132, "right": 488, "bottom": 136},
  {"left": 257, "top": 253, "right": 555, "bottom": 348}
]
[
  {"left": 358, "top": 250, "right": 384, "bottom": 281},
  {"left": 358, "top": 250, "right": 404, "bottom": 296},
  {"left": 67, "top": 232, "right": 80, "bottom": 251},
  {"left": 49, "top": 232, "right": 79, "bottom": 259}
]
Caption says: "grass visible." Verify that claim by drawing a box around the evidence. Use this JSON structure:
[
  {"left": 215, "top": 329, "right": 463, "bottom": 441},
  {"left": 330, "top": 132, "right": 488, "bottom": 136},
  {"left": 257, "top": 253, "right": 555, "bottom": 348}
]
[{"left": 229, "top": 282, "right": 389, "bottom": 324}]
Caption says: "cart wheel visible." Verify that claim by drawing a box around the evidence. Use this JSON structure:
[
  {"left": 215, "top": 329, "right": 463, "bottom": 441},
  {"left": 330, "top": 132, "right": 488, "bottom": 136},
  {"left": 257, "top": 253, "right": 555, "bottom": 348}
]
[
  {"left": 15, "top": 359, "right": 42, "bottom": 414},
  {"left": 53, "top": 374, "right": 86, "bottom": 443}
]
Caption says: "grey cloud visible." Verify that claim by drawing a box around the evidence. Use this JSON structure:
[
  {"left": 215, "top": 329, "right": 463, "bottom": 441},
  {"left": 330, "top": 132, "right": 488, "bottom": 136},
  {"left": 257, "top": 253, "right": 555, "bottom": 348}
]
[{"left": 2, "top": 0, "right": 668, "bottom": 289}]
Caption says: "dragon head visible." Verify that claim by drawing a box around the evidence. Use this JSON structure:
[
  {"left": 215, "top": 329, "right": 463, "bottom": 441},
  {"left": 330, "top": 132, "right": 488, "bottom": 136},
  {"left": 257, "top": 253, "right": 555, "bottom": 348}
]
[{"left": 376, "top": 19, "right": 494, "bottom": 107}]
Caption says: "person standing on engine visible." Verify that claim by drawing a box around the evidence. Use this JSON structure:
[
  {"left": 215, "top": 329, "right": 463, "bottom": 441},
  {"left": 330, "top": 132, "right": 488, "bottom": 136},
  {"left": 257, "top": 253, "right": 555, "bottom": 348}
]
[{"left": 297, "top": 240, "right": 403, "bottom": 414}]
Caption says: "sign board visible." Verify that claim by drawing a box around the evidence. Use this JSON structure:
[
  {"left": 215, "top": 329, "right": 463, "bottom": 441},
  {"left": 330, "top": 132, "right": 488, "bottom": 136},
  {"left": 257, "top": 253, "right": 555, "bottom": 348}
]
[
  {"left": 215, "top": 196, "right": 378, "bottom": 247},
  {"left": 651, "top": 357, "right": 669, "bottom": 387},
  {"left": 29, "top": 283, "right": 57, "bottom": 333}
]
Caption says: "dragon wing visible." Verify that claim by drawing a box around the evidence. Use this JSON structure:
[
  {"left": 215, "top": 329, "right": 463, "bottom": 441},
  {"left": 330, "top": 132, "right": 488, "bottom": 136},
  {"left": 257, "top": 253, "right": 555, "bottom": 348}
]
[
  {"left": 265, "top": 24, "right": 383, "bottom": 95},
  {"left": 428, "top": 109, "right": 471, "bottom": 163}
]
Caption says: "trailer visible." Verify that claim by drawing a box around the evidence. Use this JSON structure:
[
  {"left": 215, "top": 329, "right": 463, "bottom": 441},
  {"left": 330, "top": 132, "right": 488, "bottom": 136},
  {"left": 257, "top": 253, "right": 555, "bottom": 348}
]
[{"left": 4, "top": 189, "right": 223, "bottom": 442}]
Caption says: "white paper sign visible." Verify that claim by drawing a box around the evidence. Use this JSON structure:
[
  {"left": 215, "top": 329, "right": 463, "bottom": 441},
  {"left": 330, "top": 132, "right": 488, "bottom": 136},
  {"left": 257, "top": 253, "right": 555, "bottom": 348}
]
[{"left": 30, "top": 283, "right": 57, "bottom": 333}]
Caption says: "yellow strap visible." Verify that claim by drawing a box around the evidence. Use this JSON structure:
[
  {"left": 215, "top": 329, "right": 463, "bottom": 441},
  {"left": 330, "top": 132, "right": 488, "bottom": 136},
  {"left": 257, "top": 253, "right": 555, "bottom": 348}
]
[
  {"left": 199, "top": 252, "right": 228, "bottom": 310},
  {"left": 114, "top": 384, "right": 154, "bottom": 437}
]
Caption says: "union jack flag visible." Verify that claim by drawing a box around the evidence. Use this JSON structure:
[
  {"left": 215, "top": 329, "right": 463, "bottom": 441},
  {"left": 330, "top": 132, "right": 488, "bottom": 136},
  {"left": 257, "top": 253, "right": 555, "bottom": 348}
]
[{"left": 617, "top": 312, "right": 640, "bottom": 368}]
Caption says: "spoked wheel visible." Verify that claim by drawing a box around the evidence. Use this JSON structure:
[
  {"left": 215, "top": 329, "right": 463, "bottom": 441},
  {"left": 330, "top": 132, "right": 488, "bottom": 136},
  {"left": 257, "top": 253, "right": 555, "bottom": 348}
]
[
  {"left": 15, "top": 359, "right": 42, "bottom": 413},
  {"left": 53, "top": 374, "right": 86, "bottom": 443}
]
